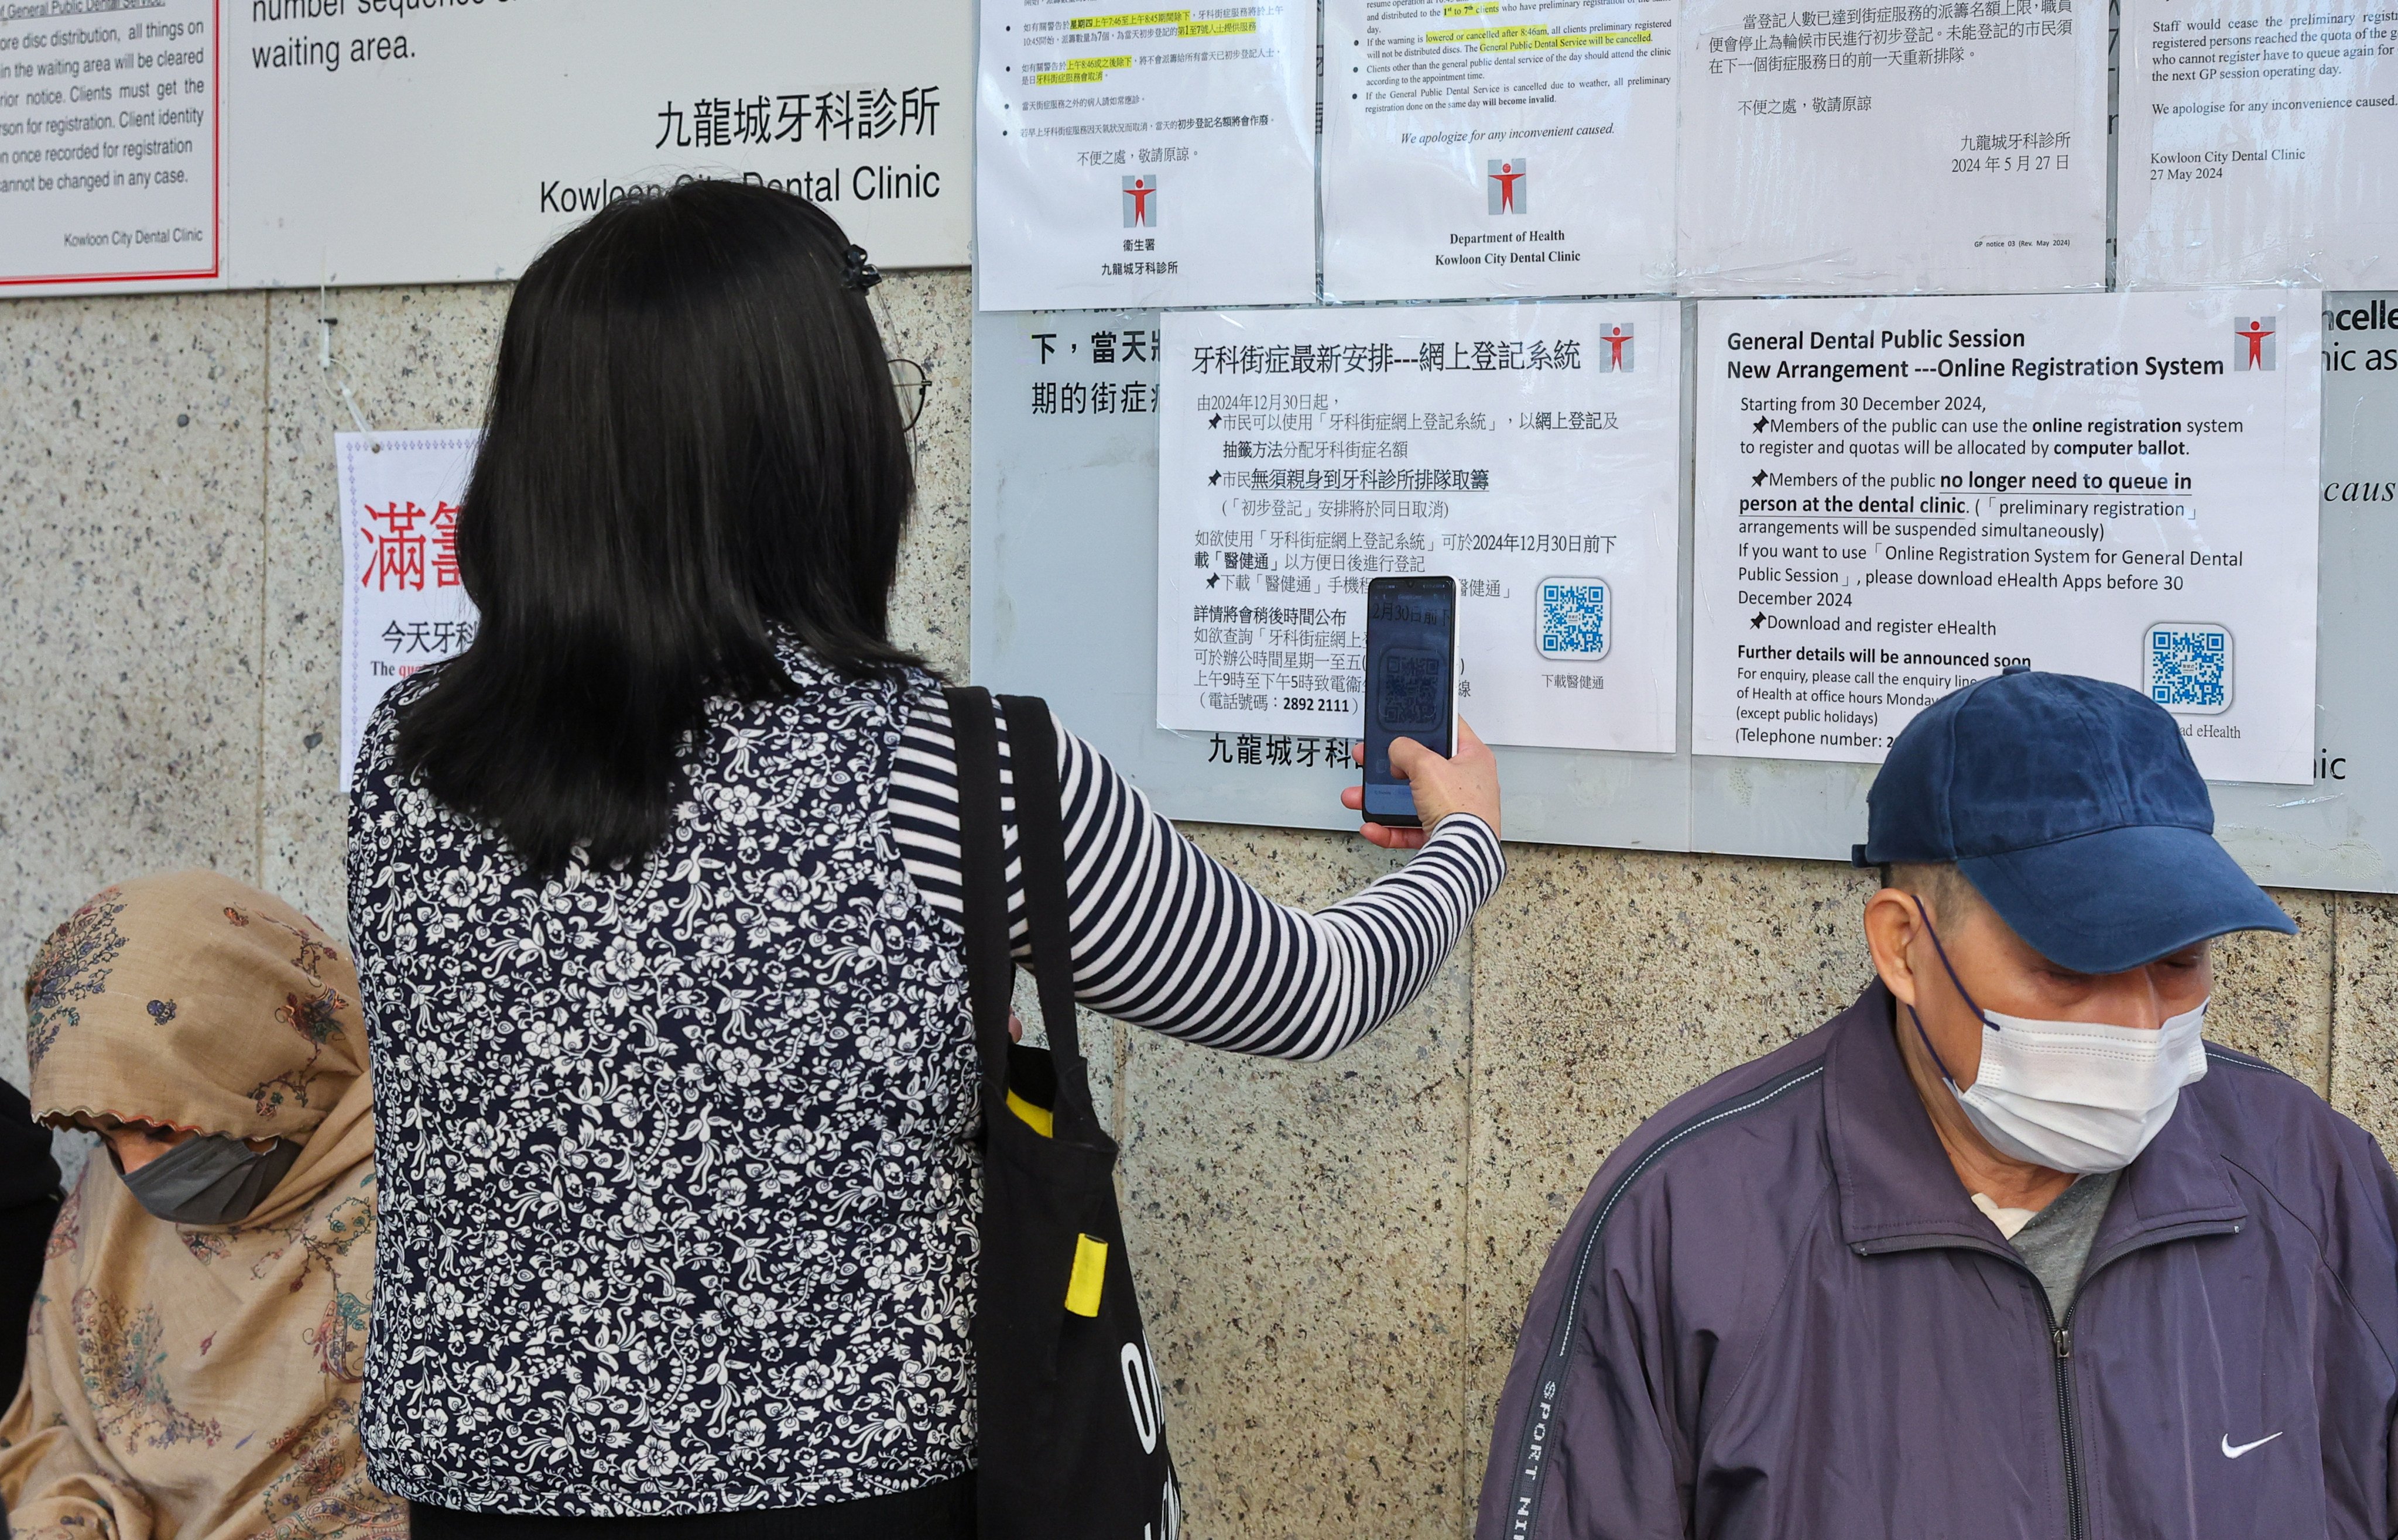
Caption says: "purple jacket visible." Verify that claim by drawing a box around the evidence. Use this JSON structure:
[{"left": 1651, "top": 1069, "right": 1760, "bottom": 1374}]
[{"left": 1479, "top": 982, "right": 2398, "bottom": 1540}]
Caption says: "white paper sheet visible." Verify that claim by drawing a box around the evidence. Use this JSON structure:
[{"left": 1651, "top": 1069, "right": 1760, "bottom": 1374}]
[
  {"left": 1674, "top": 0, "right": 2106, "bottom": 295},
  {"left": 1157, "top": 303, "right": 1682, "bottom": 753},
  {"left": 224, "top": 1, "right": 967, "bottom": 288},
  {"left": 2118, "top": 0, "right": 2398, "bottom": 287},
  {"left": 1691, "top": 293, "right": 2321, "bottom": 783},
  {"left": 975, "top": 1, "right": 1317, "bottom": 310},
  {"left": 1320, "top": 0, "right": 1678, "bottom": 301},
  {"left": 0, "top": 0, "right": 219, "bottom": 292},
  {"left": 339, "top": 431, "right": 483, "bottom": 792}
]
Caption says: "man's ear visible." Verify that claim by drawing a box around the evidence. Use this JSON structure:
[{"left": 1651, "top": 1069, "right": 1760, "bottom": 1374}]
[{"left": 1863, "top": 889, "right": 1928, "bottom": 1009}]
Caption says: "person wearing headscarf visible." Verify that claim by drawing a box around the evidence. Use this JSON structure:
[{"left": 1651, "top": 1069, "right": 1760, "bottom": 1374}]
[
  {"left": 0, "top": 872, "right": 403, "bottom": 1540},
  {"left": 0, "top": 1078, "right": 62, "bottom": 1402}
]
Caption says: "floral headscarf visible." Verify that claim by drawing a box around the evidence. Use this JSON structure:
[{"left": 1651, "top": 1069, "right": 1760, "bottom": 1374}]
[
  {"left": 0, "top": 872, "right": 402, "bottom": 1539},
  {"left": 25, "top": 872, "right": 364, "bottom": 1160}
]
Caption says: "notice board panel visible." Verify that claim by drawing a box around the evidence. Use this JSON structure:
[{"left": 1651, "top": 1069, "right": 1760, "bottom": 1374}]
[
  {"left": 970, "top": 307, "right": 1695, "bottom": 849},
  {"left": 972, "top": 297, "right": 2398, "bottom": 891},
  {"left": 3, "top": 0, "right": 971, "bottom": 295}
]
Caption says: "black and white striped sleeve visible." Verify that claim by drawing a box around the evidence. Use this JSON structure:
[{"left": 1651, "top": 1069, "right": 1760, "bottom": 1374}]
[{"left": 889, "top": 689, "right": 1505, "bottom": 1061}]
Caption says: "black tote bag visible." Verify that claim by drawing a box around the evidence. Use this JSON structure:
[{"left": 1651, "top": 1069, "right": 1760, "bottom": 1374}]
[{"left": 946, "top": 687, "right": 1181, "bottom": 1540}]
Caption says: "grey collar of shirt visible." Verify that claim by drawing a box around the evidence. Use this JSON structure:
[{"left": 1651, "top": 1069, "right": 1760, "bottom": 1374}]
[{"left": 2009, "top": 1169, "right": 2122, "bottom": 1320}]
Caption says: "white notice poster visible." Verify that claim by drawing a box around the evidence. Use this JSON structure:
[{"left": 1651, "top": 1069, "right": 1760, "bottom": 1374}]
[
  {"left": 1321, "top": 0, "right": 1677, "bottom": 301},
  {"left": 1157, "top": 303, "right": 1681, "bottom": 753},
  {"left": 1691, "top": 293, "right": 2321, "bottom": 784},
  {"left": 339, "top": 430, "right": 482, "bottom": 793},
  {"left": 976, "top": 2, "right": 1317, "bottom": 310},
  {"left": 1674, "top": 0, "right": 2105, "bottom": 295},
  {"left": 226, "top": 1, "right": 968, "bottom": 287},
  {"left": 2119, "top": 0, "right": 2398, "bottom": 287},
  {"left": 1, "top": 0, "right": 219, "bottom": 291}
]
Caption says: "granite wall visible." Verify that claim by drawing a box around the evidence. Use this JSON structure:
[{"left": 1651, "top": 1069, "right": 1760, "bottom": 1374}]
[{"left": 1, "top": 273, "right": 2387, "bottom": 1535}]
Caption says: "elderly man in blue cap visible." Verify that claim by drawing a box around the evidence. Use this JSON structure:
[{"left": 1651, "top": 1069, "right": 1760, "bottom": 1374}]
[{"left": 1480, "top": 669, "right": 2398, "bottom": 1540}]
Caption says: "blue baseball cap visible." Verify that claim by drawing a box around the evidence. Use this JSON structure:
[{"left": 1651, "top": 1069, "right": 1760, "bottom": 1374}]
[{"left": 1854, "top": 668, "right": 2294, "bottom": 973}]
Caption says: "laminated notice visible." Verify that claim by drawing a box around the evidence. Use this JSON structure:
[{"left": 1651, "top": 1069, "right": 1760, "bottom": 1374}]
[
  {"left": 339, "top": 431, "right": 484, "bottom": 793},
  {"left": 1321, "top": 0, "right": 1677, "bottom": 301},
  {"left": 227, "top": 0, "right": 970, "bottom": 288},
  {"left": 2118, "top": 0, "right": 2398, "bottom": 287},
  {"left": 0, "top": 0, "right": 218, "bottom": 291},
  {"left": 976, "top": 0, "right": 1317, "bottom": 310},
  {"left": 1690, "top": 294, "right": 2321, "bottom": 784},
  {"left": 1157, "top": 303, "right": 1681, "bottom": 753},
  {"left": 1674, "top": 0, "right": 2106, "bottom": 295}
]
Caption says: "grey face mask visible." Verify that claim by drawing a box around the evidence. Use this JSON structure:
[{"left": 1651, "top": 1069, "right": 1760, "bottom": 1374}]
[{"left": 117, "top": 1132, "right": 301, "bottom": 1225}]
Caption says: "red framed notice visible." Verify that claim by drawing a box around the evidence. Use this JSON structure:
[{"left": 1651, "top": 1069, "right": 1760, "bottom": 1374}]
[{"left": 0, "top": 0, "right": 221, "bottom": 289}]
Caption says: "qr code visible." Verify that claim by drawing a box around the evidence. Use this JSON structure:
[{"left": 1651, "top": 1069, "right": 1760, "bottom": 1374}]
[
  {"left": 1377, "top": 649, "right": 1443, "bottom": 732},
  {"left": 2145, "top": 623, "right": 2231, "bottom": 714},
  {"left": 1539, "top": 578, "right": 1610, "bottom": 660}
]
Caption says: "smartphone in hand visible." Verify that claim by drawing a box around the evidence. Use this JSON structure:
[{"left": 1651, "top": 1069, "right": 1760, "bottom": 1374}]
[{"left": 1360, "top": 575, "right": 1458, "bottom": 829}]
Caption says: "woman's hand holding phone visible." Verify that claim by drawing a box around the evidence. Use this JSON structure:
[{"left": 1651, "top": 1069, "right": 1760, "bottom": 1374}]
[{"left": 1342, "top": 720, "right": 1502, "bottom": 850}]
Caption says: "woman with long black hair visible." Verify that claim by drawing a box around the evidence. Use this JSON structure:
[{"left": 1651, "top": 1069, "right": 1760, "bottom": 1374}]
[{"left": 347, "top": 181, "right": 1503, "bottom": 1538}]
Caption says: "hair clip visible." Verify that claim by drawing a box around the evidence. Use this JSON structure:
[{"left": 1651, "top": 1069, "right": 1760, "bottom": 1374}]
[{"left": 842, "top": 245, "right": 883, "bottom": 291}]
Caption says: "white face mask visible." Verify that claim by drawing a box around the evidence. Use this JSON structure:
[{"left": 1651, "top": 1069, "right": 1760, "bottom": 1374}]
[
  {"left": 1951, "top": 1002, "right": 2209, "bottom": 1173},
  {"left": 1906, "top": 897, "right": 2209, "bottom": 1174}
]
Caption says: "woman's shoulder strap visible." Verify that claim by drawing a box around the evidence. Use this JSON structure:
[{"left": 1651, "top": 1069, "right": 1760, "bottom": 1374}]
[
  {"left": 994, "top": 695, "right": 1081, "bottom": 1069},
  {"left": 943, "top": 687, "right": 1014, "bottom": 1085}
]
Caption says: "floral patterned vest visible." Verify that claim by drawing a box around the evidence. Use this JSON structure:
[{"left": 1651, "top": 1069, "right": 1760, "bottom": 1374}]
[{"left": 346, "top": 648, "right": 978, "bottom": 1512}]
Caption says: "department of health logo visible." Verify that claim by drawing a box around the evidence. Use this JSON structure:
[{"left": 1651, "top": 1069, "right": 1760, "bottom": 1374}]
[
  {"left": 1598, "top": 323, "right": 1635, "bottom": 372},
  {"left": 1123, "top": 174, "right": 1159, "bottom": 228},
  {"left": 1487, "top": 157, "right": 1527, "bottom": 215},
  {"left": 2233, "top": 315, "right": 2276, "bottom": 371}
]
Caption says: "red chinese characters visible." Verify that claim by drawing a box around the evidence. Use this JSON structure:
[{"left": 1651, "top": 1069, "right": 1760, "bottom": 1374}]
[{"left": 359, "top": 501, "right": 463, "bottom": 591}]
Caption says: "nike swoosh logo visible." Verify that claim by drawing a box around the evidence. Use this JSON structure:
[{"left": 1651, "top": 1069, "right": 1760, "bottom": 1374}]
[{"left": 2221, "top": 1432, "right": 2284, "bottom": 1459}]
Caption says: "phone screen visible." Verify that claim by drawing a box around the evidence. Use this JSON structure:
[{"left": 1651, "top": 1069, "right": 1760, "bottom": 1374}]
[{"left": 1361, "top": 577, "right": 1458, "bottom": 825}]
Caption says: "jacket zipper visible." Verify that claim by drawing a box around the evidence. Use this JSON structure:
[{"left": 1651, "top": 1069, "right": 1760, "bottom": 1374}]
[
  {"left": 1855, "top": 1208, "right": 2241, "bottom": 1540},
  {"left": 2009, "top": 1217, "right": 2244, "bottom": 1540},
  {"left": 2039, "top": 1290, "right": 2083, "bottom": 1540}
]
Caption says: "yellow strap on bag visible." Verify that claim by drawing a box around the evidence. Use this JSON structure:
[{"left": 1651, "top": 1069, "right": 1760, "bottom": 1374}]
[
  {"left": 1066, "top": 1234, "right": 1108, "bottom": 1316},
  {"left": 1006, "top": 1088, "right": 1054, "bottom": 1138}
]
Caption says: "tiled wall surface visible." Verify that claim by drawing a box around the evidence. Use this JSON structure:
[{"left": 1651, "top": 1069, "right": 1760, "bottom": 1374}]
[{"left": 3, "top": 276, "right": 2388, "bottom": 1535}]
